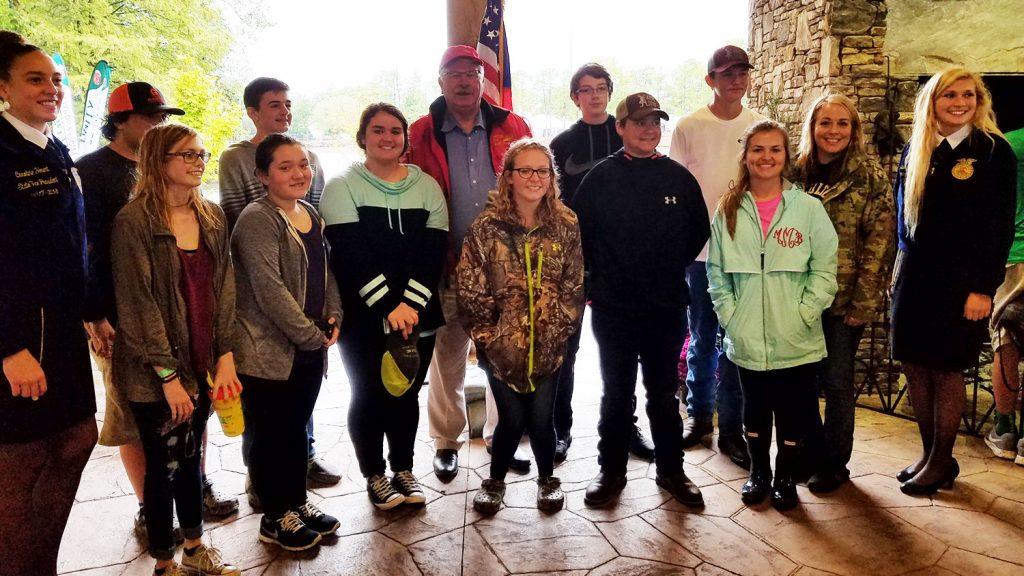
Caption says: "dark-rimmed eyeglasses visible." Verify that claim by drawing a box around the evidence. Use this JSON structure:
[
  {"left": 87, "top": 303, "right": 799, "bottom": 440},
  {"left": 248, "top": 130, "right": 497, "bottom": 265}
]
[
  {"left": 166, "top": 150, "right": 211, "bottom": 164},
  {"left": 575, "top": 86, "right": 609, "bottom": 96},
  {"left": 512, "top": 167, "right": 552, "bottom": 179}
]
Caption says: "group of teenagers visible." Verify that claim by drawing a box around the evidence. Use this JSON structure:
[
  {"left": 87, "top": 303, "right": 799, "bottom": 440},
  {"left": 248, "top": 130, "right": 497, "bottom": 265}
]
[{"left": 2, "top": 28, "right": 1022, "bottom": 576}]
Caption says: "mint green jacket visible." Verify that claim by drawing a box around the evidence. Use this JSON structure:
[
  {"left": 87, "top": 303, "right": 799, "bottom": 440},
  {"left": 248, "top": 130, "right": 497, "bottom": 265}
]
[{"left": 707, "top": 186, "right": 839, "bottom": 371}]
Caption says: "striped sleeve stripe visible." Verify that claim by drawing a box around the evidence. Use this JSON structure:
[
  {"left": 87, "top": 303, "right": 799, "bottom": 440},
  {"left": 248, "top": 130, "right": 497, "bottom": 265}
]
[
  {"left": 407, "top": 279, "right": 432, "bottom": 301},
  {"left": 403, "top": 289, "right": 428, "bottom": 307},
  {"left": 365, "top": 284, "right": 389, "bottom": 307},
  {"left": 358, "top": 275, "right": 386, "bottom": 298}
]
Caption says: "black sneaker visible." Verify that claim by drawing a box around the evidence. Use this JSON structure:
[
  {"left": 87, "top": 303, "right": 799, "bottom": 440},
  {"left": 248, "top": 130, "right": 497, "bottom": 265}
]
[
  {"left": 367, "top": 474, "right": 405, "bottom": 510},
  {"left": 258, "top": 511, "right": 321, "bottom": 551},
  {"left": 297, "top": 501, "right": 340, "bottom": 535},
  {"left": 391, "top": 470, "right": 427, "bottom": 505}
]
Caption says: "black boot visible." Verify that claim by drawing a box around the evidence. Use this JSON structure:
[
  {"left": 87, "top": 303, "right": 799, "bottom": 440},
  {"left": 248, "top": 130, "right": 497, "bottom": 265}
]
[
  {"left": 741, "top": 434, "right": 772, "bottom": 505},
  {"left": 771, "top": 442, "right": 799, "bottom": 511}
]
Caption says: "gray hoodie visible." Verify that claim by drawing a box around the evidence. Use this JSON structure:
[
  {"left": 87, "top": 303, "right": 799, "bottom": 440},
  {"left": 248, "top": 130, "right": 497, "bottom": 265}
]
[{"left": 231, "top": 197, "right": 342, "bottom": 380}]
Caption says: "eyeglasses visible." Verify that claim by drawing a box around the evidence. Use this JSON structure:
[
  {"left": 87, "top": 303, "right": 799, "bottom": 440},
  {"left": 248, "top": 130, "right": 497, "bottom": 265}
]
[
  {"left": 512, "top": 167, "right": 552, "bottom": 179},
  {"left": 166, "top": 150, "right": 211, "bottom": 164},
  {"left": 575, "top": 85, "right": 609, "bottom": 96},
  {"left": 442, "top": 71, "right": 482, "bottom": 81}
]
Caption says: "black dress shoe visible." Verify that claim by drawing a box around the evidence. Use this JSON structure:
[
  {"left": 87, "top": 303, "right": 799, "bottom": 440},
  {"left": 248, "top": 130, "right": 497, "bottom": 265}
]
[
  {"left": 741, "top": 470, "right": 772, "bottom": 505},
  {"left": 718, "top": 435, "right": 751, "bottom": 470},
  {"left": 433, "top": 449, "right": 459, "bottom": 482},
  {"left": 554, "top": 435, "right": 572, "bottom": 463},
  {"left": 584, "top": 472, "right": 627, "bottom": 506},
  {"left": 485, "top": 445, "right": 532, "bottom": 473},
  {"left": 771, "top": 477, "right": 798, "bottom": 511},
  {"left": 807, "top": 468, "right": 850, "bottom": 494},
  {"left": 655, "top": 470, "right": 705, "bottom": 508},
  {"left": 629, "top": 426, "right": 656, "bottom": 461},
  {"left": 896, "top": 463, "right": 921, "bottom": 483},
  {"left": 899, "top": 459, "right": 959, "bottom": 496}
]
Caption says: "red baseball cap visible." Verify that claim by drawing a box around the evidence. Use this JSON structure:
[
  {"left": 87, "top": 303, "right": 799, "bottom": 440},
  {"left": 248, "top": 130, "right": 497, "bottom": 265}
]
[
  {"left": 439, "top": 45, "right": 484, "bottom": 72},
  {"left": 108, "top": 82, "right": 185, "bottom": 116}
]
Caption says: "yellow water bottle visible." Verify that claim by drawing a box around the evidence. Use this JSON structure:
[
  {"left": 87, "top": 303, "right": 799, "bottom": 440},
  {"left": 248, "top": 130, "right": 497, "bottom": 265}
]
[{"left": 207, "top": 373, "right": 245, "bottom": 437}]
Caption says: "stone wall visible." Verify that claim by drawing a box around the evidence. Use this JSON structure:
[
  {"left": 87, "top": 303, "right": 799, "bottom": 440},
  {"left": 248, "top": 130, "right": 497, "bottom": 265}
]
[{"left": 748, "top": 0, "right": 893, "bottom": 158}]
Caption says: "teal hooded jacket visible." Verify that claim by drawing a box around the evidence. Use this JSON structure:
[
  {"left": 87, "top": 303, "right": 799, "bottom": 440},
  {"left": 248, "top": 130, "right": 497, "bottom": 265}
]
[{"left": 707, "top": 185, "right": 839, "bottom": 371}]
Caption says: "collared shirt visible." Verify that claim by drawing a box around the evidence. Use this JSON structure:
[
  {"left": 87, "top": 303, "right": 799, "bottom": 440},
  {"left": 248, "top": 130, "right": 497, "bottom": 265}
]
[
  {"left": 442, "top": 109, "right": 496, "bottom": 255},
  {"left": 938, "top": 124, "right": 972, "bottom": 151},
  {"left": 1, "top": 110, "right": 51, "bottom": 150}
]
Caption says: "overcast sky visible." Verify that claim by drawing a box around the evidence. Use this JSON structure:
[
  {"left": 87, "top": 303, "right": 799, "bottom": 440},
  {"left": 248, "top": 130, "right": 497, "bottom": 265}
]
[{"left": 236, "top": 0, "right": 749, "bottom": 95}]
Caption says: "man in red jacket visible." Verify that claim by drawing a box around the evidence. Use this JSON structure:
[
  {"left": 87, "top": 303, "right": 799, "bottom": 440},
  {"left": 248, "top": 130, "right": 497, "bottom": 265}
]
[{"left": 407, "top": 45, "right": 531, "bottom": 481}]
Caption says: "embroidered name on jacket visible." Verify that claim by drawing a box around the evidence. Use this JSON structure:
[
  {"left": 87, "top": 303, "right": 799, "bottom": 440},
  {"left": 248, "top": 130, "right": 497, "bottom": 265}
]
[{"left": 774, "top": 227, "right": 804, "bottom": 248}]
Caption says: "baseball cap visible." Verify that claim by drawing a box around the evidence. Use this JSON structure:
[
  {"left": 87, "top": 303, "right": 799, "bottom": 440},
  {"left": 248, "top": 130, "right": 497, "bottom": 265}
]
[
  {"left": 439, "top": 45, "right": 484, "bottom": 72},
  {"left": 708, "top": 45, "right": 753, "bottom": 75},
  {"left": 615, "top": 93, "right": 670, "bottom": 123},
  {"left": 107, "top": 82, "right": 185, "bottom": 116}
]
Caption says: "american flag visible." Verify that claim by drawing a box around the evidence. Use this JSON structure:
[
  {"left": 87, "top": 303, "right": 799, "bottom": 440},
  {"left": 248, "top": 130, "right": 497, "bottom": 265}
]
[{"left": 477, "top": 0, "right": 513, "bottom": 110}]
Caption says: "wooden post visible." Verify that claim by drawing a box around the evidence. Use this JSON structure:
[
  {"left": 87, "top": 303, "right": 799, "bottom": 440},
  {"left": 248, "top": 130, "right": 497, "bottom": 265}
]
[{"left": 447, "top": 0, "right": 486, "bottom": 47}]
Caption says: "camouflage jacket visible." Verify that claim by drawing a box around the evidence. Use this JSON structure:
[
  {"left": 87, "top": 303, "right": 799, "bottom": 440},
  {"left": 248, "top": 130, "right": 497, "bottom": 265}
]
[
  {"left": 803, "top": 152, "right": 896, "bottom": 323},
  {"left": 456, "top": 201, "right": 585, "bottom": 393}
]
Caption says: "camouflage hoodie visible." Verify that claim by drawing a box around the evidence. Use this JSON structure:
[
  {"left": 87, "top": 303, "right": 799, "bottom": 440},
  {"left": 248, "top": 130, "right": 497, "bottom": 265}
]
[
  {"left": 803, "top": 152, "right": 896, "bottom": 323},
  {"left": 456, "top": 199, "right": 585, "bottom": 393}
]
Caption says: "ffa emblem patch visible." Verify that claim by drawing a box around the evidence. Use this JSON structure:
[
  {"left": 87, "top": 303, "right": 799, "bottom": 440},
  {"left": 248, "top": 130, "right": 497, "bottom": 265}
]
[{"left": 951, "top": 158, "right": 976, "bottom": 180}]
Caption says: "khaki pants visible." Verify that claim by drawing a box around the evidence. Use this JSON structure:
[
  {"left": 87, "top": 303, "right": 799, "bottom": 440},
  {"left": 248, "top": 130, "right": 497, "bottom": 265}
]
[
  {"left": 92, "top": 343, "right": 139, "bottom": 446},
  {"left": 426, "top": 281, "right": 497, "bottom": 450}
]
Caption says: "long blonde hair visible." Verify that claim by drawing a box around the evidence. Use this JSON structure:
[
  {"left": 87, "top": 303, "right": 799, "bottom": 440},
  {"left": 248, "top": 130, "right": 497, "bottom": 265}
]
[
  {"left": 717, "top": 120, "right": 791, "bottom": 238},
  {"left": 903, "top": 67, "right": 1002, "bottom": 236},
  {"left": 795, "top": 92, "right": 865, "bottom": 180},
  {"left": 134, "top": 124, "right": 221, "bottom": 229},
  {"left": 488, "top": 138, "right": 564, "bottom": 226}
]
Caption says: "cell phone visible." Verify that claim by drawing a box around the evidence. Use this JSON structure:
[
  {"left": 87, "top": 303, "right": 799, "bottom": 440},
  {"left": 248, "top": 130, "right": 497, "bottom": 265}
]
[{"left": 314, "top": 318, "right": 334, "bottom": 339}]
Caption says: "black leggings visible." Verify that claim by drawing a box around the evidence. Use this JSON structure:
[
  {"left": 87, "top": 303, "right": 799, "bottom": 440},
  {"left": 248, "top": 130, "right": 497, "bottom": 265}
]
[
  {"left": 241, "top": 355, "right": 323, "bottom": 520},
  {"left": 341, "top": 321, "right": 433, "bottom": 478},
  {"left": 131, "top": 390, "right": 211, "bottom": 561}
]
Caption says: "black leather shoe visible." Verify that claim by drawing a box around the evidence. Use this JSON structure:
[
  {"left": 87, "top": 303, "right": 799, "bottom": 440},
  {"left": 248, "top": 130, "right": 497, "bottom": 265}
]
[
  {"left": 432, "top": 449, "right": 459, "bottom": 482},
  {"left": 718, "top": 435, "right": 751, "bottom": 470},
  {"left": 807, "top": 468, "right": 850, "bottom": 494},
  {"left": 629, "top": 426, "right": 655, "bottom": 461},
  {"left": 771, "top": 477, "right": 798, "bottom": 511},
  {"left": 656, "top": 470, "right": 705, "bottom": 508},
  {"left": 896, "top": 463, "right": 921, "bottom": 483},
  {"left": 741, "top": 470, "right": 772, "bottom": 505},
  {"left": 899, "top": 459, "right": 959, "bottom": 496},
  {"left": 554, "top": 435, "right": 572, "bottom": 463},
  {"left": 681, "top": 418, "right": 713, "bottom": 448},
  {"left": 584, "top": 472, "right": 627, "bottom": 507},
  {"left": 486, "top": 445, "right": 532, "bottom": 473}
]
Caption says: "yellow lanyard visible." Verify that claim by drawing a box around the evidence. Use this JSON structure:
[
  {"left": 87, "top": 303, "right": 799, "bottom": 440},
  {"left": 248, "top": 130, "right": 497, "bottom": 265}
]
[{"left": 524, "top": 238, "right": 544, "bottom": 392}]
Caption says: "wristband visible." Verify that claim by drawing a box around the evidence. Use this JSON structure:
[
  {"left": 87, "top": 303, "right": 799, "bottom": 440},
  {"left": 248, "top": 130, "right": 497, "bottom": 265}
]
[
  {"left": 159, "top": 370, "right": 178, "bottom": 384},
  {"left": 156, "top": 367, "right": 175, "bottom": 379}
]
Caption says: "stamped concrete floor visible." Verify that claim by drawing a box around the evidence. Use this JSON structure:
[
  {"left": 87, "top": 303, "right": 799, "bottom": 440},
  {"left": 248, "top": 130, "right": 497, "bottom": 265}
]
[{"left": 60, "top": 316, "right": 1024, "bottom": 576}]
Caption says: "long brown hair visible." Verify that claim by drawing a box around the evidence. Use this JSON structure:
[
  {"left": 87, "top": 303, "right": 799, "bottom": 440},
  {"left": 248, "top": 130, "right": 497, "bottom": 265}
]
[
  {"left": 903, "top": 67, "right": 1002, "bottom": 236},
  {"left": 133, "top": 124, "right": 221, "bottom": 229},
  {"left": 716, "top": 119, "right": 791, "bottom": 238},
  {"left": 795, "top": 92, "right": 865, "bottom": 181},
  {"left": 488, "top": 138, "right": 565, "bottom": 226}
]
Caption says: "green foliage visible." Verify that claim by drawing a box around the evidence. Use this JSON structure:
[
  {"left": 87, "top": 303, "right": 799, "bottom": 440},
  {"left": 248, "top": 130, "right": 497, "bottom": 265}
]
[
  {"left": 165, "top": 59, "right": 242, "bottom": 183},
  {"left": 2, "top": 0, "right": 231, "bottom": 97}
]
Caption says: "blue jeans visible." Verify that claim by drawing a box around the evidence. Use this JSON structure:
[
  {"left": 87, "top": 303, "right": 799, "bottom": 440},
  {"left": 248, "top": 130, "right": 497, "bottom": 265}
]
[
  {"left": 593, "top": 306, "right": 685, "bottom": 476},
  {"left": 685, "top": 261, "right": 743, "bottom": 437},
  {"left": 808, "top": 315, "right": 865, "bottom": 472}
]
